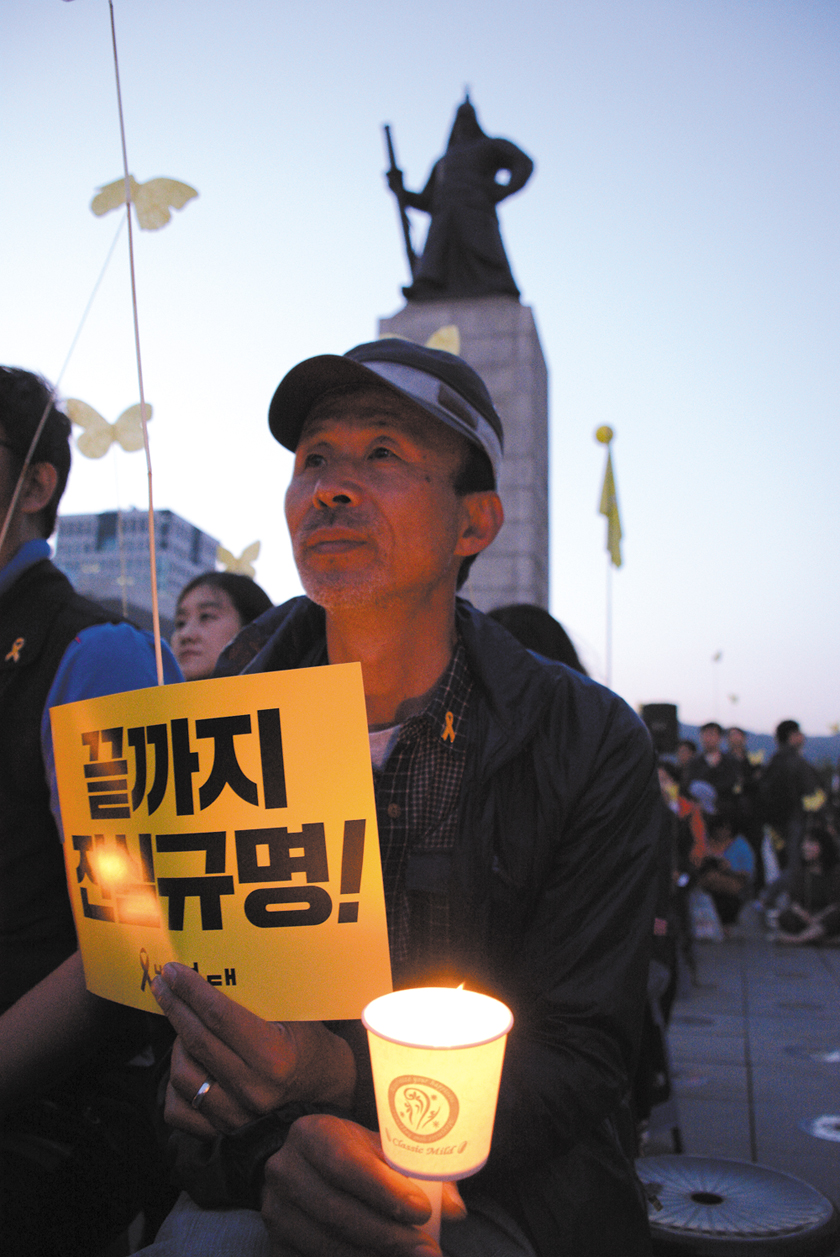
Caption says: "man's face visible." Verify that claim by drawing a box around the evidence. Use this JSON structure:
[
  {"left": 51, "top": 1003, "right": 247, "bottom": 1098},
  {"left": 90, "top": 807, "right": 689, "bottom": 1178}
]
[
  {"left": 0, "top": 417, "right": 60, "bottom": 561},
  {"left": 701, "top": 726, "right": 721, "bottom": 753},
  {"left": 0, "top": 423, "right": 23, "bottom": 564},
  {"left": 707, "top": 825, "right": 732, "bottom": 852},
  {"left": 0, "top": 422, "right": 17, "bottom": 502},
  {"left": 284, "top": 388, "right": 478, "bottom": 611},
  {"left": 727, "top": 728, "right": 746, "bottom": 754}
]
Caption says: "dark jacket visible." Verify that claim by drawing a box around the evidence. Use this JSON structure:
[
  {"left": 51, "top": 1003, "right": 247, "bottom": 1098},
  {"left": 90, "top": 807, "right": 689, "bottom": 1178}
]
[
  {"left": 758, "top": 745, "right": 821, "bottom": 830},
  {"left": 681, "top": 750, "right": 740, "bottom": 806},
  {"left": 0, "top": 559, "right": 117, "bottom": 1012},
  {"left": 211, "top": 595, "right": 660, "bottom": 1253}
]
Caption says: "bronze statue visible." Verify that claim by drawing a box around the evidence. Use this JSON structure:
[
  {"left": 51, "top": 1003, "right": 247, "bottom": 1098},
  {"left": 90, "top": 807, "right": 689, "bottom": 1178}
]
[{"left": 385, "top": 96, "right": 534, "bottom": 302}]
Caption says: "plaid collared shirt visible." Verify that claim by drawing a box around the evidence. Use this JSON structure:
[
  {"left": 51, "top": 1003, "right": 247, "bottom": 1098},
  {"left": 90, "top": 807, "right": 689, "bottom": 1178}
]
[{"left": 373, "top": 641, "right": 472, "bottom": 986}]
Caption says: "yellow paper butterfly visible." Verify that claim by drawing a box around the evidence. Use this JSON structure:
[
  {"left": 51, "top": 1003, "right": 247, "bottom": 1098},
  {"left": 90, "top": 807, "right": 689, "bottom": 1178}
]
[
  {"left": 802, "top": 788, "right": 827, "bottom": 813},
  {"left": 217, "top": 541, "right": 261, "bottom": 577},
  {"left": 378, "top": 326, "right": 462, "bottom": 355},
  {"left": 91, "top": 175, "right": 198, "bottom": 231},
  {"left": 66, "top": 400, "right": 151, "bottom": 459},
  {"left": 425, "top": 325, "right": 461, "bottom": 355}
]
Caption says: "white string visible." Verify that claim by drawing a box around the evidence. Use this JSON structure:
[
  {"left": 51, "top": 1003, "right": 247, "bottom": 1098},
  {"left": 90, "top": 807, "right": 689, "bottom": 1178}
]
[
  {"left": 107, "top": 0, "right": 164, "bottom": 684},
  {"left": 57, "top": 216, "right": 126, "bottom": 391},
  {"left": 0, "top": 217, "right": 125, "bottom": 561},
  {"left": 113, "top": 464, "right": 130, "bottom": 620}
]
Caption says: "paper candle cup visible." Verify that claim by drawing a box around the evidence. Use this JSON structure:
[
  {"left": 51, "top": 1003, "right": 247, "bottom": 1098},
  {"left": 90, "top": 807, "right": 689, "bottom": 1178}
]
[{"left": 362, "top": 986, "right": 513, "bottom": 1182}]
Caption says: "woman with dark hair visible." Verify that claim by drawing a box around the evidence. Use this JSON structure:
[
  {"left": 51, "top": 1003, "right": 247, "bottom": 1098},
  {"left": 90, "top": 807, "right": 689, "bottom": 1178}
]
[
  {"left": 487, "top": 603, "right": 587, "bottom": 673},
  {"left": 171, "top": 572, "right": 272, "bottom": 681},
  {"left": 776, "top": 823, "right": 840, "bottom": 944}
]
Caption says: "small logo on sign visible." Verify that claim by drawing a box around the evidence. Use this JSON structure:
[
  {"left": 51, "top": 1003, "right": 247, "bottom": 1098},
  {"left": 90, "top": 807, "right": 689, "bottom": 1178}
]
[{"left": 388, "top": 1075, "right": 459, "bottom": 1143}]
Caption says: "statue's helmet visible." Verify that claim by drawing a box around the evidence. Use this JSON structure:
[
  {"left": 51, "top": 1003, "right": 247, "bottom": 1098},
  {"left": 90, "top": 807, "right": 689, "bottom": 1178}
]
[{"left": 447, "top": 95, "right": 486, "bottom": 148}]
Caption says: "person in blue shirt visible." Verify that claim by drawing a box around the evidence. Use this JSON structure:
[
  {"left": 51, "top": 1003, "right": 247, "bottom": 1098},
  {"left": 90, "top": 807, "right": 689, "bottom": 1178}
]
[
  {"left": 0, "top": 366, "right": 182, "bottom": 1255},
  {"left": 696, "top": 808, "right": 755, "bottom": 931}
]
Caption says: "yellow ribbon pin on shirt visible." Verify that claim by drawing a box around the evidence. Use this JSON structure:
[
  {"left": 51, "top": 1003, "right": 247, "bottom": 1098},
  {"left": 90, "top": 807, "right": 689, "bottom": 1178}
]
[
  {"left": 442, "top": 711, "right": 456, "bottom": 743},
  {"left": 5, "top": 637, "right": 25, "bottom": 662}
]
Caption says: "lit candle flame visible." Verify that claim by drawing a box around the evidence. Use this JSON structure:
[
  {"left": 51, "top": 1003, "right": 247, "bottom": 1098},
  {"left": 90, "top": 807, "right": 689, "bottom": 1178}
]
[{"left": 93, "top": 847, "right": 133, "bottom": 885}]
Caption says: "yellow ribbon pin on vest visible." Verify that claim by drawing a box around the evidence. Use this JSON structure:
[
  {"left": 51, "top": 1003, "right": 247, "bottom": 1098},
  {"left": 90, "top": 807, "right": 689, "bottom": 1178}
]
[
  {"left": 5, "top": 637, "right": 25, "bottom": 662},
  {"left": 442, "top": 711, "right": 456, "bottom": 743}
]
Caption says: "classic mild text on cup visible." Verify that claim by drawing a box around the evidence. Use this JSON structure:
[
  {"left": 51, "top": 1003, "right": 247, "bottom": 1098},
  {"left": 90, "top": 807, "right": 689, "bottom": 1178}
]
[{"left": 362, "top": 986, "right": 513, "bottom": 1181}]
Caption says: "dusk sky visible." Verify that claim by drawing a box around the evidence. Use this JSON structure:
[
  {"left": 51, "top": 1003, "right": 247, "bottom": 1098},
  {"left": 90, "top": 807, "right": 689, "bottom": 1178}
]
[{"left": 3, "top": 0, "right": 838, "bottom": 735}]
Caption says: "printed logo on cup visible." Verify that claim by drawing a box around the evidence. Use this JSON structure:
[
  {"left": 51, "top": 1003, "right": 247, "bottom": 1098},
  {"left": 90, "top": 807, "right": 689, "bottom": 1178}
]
[{"left": 388, "top": 1075, "right": 460, "bottom": 1142}]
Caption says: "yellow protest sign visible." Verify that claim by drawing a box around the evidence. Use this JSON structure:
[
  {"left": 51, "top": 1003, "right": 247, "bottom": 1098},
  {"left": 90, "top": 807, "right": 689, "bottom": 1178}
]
[{"left": 50, "top": 665, "right": 392, "bottom": 1022}]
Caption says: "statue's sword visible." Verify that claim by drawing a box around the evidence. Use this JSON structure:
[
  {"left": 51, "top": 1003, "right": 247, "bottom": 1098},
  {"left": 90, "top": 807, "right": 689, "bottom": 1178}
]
[{"left": 383, "top": 124, "right": 417, "bottom": 279}]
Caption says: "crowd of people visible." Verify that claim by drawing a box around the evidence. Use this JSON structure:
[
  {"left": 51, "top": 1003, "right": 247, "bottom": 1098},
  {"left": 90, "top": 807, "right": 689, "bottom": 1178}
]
[
  {"left": 660, "top": 720, "right": 839, "bottom": 949},
  {"left": 1, "top": 347, "right": 662, "bottom": 1256},
  {"left": 1, "top": 342, "right": 834, "bottom": 1256},
  {"left": 622, "top": 720, "right": 840, "bottom": 1147}
]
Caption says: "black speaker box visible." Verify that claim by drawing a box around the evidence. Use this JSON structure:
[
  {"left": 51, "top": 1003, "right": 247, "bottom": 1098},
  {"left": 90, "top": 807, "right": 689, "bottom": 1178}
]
[{"left": 641, "top": 703, "right": 679, "bottom": 754}]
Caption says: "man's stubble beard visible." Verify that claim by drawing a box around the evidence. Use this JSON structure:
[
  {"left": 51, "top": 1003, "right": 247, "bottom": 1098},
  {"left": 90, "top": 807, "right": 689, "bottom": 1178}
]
[{"left": 295, "top": 552, "right": 391, "bottom": 613}]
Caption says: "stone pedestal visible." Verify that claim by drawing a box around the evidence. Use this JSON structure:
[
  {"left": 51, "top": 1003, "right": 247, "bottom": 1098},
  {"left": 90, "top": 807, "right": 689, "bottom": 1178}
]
[{"left": 378, "top": 296, "right": 548, "bottom": 612}]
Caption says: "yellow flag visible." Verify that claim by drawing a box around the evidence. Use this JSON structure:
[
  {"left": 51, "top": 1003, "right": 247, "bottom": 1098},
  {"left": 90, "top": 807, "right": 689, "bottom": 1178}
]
[{"left": 599, "top": 449, "right": 623, "bottom": 567}]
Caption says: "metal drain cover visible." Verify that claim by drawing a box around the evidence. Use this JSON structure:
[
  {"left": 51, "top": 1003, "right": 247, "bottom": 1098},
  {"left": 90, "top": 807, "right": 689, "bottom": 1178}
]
[
  {"left": 801, "top": 1114, "right": 840, "bottom": 1143},
  {"left": 636, "top": 1155, "right": 836, "bottom": 1239},
  {"left": 785, "top": 1045, "right": 840, "bottom": 1064}
]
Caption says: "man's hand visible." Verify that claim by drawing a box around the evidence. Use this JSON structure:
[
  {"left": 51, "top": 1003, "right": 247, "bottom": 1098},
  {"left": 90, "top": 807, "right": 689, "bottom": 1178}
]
[
  {"left": 261, "top": 1114, "right": 466, "bottom": 1257},
  {"left": 152, "top": 962, "right": 356, "bottom": 1140}
]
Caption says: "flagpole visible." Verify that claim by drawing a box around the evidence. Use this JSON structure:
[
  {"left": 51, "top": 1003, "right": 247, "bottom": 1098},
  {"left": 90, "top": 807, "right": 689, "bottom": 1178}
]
[{"left": 606, "top": 556, "right": 613, "bottom": 688}]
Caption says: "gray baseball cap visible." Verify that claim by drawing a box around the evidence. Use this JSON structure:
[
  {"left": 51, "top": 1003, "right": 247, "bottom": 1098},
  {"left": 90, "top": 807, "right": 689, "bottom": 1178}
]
[{"left": 268, "top": 339, "right": 504, "bottom": 482}]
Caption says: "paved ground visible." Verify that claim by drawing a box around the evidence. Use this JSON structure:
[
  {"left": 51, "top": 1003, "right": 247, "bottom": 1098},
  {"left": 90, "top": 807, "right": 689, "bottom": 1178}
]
[{"left": 643, "top": 904, "right": 840, "bottom": 1237}]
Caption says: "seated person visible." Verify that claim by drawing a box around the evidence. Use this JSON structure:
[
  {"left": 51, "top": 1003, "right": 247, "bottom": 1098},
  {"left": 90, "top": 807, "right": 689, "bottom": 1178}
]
[
  {"left": 487, "top": 603, "right": 587, "bottom": 672},
  {"left": 776, "top": 823, "right": 840, "bottom": 945},
  {"left": 658, "top": 759, "right": 708, "bottom": 972},
  {"left": 696, "top": 810, "right": 755, "bottom": 931},
  {"left": 659, "top": 760, "right": 707, "bottom": 872},
  {"left": 171, "top": 571, "right": 272, "bottom": 680},
  {"left": 137, "top": 338, "right": 661, "bottom": 1257}
]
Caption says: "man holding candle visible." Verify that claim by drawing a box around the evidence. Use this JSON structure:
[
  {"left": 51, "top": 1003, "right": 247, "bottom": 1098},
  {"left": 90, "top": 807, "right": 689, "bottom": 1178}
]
[{"left": 146, "top": 340, "right": 660, "bottom": 1256}]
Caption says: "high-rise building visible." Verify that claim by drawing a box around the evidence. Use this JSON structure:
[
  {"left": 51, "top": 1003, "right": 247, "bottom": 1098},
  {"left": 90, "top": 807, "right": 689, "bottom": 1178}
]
[{"left": 53, "top": 508, "right": 219, "bottom": 639}]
